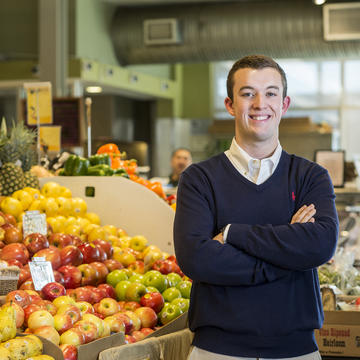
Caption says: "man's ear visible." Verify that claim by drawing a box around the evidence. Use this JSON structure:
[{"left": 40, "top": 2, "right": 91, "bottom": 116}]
[
  {"left": 282, "top": 96, "right": 291, "bottom": 116},
  {"left": 224, "top": 97, "right": 235, "bottom": 116}
]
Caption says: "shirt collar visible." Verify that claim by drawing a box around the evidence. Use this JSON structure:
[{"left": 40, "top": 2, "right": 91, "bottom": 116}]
[{"left": 228, "top": 137, "right": 282, "bottom": 171}]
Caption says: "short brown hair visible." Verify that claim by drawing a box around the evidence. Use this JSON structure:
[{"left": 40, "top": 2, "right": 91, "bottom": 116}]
[{"left": 226, "top": 55, "right": 287, "bottom": 101}]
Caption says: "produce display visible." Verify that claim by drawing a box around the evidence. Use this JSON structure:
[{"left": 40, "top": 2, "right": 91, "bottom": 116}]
[
  {"left": 60, "top": 143, "right": 168, "bottom": 202},
  {"left": 0, "top": 181, "right": 190, "bottom": 359}
]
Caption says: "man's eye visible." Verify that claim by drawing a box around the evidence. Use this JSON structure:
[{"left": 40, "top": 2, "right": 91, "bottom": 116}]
[
  {"left": 241, "top": 93, "right": 254, "bottom": 97},
  {"left": 267, "top": 92, "right": 277, "bottom": 97}
]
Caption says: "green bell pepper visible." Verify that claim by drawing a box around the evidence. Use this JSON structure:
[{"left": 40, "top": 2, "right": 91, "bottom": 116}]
[
  {"left": 89, "top": 154, "right": 111, "bottom": 167},
  {"left": 87, "top": 166, "right": 106, "bottom": 176},
  {"left": 87, "top": 164, "right": 113, "bottom": 176},
  {"left": 64, "top": 154, "right": 77, "bottom": 175},
  {"left": 112, "top": 168, "right": 129, "bottom": 178},
  {"left": 72, "top": 157, "right": 89, "bottom": 175}
]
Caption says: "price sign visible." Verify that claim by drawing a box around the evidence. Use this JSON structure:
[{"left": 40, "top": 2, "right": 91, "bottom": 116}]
[
  {"left": 22, "top": 211, "right": 47, "bottom": 237},
  {"left": 29, "top": 257, "right": 54, "bottom": 291}
]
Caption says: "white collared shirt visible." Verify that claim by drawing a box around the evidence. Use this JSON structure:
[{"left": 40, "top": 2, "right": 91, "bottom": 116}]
[{"left": 222, "top": 137, "right": 282, "bottom": 240}]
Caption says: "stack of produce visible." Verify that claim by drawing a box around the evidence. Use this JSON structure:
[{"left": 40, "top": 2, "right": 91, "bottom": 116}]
[
  {"left": 0, "top": 118, "right": 39, "bottom": 196},
  {"left": 60, "top": 143, "right": 167, "bottom": 201},
  {"left": 0, "top": 181, "right": 190, "bottom": 359}
]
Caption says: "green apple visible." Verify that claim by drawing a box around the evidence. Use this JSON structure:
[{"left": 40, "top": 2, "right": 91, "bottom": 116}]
[
  {"left": 162, "top": 287, "right": 181, "bottom": 302},
  {"left": 143, "top": 270, "right": 167, "bottom": 293},
  {"left": 166, "top": 272, "right": 182, "bottom": 287},
  {"left": 129, "top": 274, "right": 145, "bottom": 284},
  {"left": 115, "top": 280, "right": 131, "bottom": 301},
  {"left": 176, "top": 280, "right": 192, "bottom": 299},
  {"left": 146, "top": 286, "right": 160, "bottom": 293},
  {"left": 171, "top": 298, "right": 189, "bottom": 313},
  {"left": 159, "top": 304, "right": 182, "bottom": 325},
  {"left": 106, "top": 269, "right": 129, "bottom": 288},
  {"left": 125, "top": 282, "right": 147, "bottom": 302}
]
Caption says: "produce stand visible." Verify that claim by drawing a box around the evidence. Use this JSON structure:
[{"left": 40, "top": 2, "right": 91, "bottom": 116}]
[{"left": 39, "top": 176, "right": 175, "bottom": 254}]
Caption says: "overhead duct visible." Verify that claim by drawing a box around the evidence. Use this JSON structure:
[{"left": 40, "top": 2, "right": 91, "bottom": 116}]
[{"left": 111, "top": 0, "right": 360, "bottom": 64}]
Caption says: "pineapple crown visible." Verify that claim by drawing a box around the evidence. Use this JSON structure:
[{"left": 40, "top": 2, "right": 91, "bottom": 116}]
[{"left": 0, "top": 117, "right": 37, "bottom": 170}]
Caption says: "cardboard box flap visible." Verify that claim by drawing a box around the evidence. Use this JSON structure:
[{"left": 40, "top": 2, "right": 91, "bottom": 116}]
[
  {"left": 324, "top": 311, "right": 360, "bottom": 325},
  {"left": 77, "top": 332, "right": 125, "bottom": 360},
  {"left": 37, "top": 336, "right": 65, "bottom": 360}
]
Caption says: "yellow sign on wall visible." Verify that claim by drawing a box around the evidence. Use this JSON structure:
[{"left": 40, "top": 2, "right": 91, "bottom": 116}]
[
  {"left": 24, "top": 82, "right": 53, "bottom": 125},
  {"left": 39, "top": 126, "right": 61, "bottom": 152}
]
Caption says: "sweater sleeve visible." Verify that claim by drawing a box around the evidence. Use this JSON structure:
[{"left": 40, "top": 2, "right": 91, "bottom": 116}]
[
  {"left": 226, "top": 167, "right": 339, "bottom": 271},
  {"left": 174, "top": 168, "right": 291, "bottom": 286}
]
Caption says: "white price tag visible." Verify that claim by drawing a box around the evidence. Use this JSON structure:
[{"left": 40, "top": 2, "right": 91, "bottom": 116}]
[
  {"left": 29, "top": 258, "right": 54, "bottom": 291},
  {"left": 23, "top": 211, "right": 47, "bottom": 237}
]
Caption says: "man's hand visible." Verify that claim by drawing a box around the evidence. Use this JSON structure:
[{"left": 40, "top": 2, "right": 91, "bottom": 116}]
[
  {"left": 213, "top": 232, "right": 224, "bottom": 244},
  {"left": 291, "top": 204, "right": 316, "bottom": 224}
]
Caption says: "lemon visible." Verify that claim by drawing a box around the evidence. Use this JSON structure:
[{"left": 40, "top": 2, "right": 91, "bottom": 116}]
[
  {"left": 83, "top": 223, "right": 99, "bottom": 235},
  {"left": 117, "top": 228, "right": 128, "bottom": 238},
  {"left": 23, "top": 187, "right": 41, "bottom": 201},
  {"left": 77, "top": 217, "right": 90, "bottom": 230},
  {"left": 28, "top": 199, "right": 41, "bottom": 211},
  {"left": 1, "top": 197, "right": 23, "bottom": 218},
  {"left": 59, "top": 186, "right": 72, "bottom": 198},
  {"left": 103, "top": 224, "right": 117, "bottom": 236},
  {"left": 56, "top": 197, "right": 73, "bottom": 216},
  {"left": 71, "top": 198, "right": 87, "bottom": 217},
  {"left": 47, "top": 217, "right": 61, "bottom": 233},
  {"left": 53, "top": 215, "right": 67, "bottom": 233},
  {"left": 12, "top": 190, "right": 33, "bottom": 210},
  {"left": 41, "top": 181, "right": 62, "bottom": 198},
  {"left": 87, "top": 226, "right": 110, "bottom": 242},
  {"left": 64, "top": 224, "right": 81, "bottom": 236},
  {"left": 40, "top": 197, "right": 59, "bottom": 217},
  {"left": 85, "top": 212, "right": 101, "bottom": 225}
]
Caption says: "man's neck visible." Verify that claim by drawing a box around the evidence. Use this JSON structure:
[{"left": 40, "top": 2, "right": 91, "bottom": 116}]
[{"left": 235, "top": 136, "right": 278, "bottom": 160}]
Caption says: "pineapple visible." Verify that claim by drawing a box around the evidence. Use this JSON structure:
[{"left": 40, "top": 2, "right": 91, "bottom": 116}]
[{"left": 0, "top": 118, "right": 38, "bottom": 195}]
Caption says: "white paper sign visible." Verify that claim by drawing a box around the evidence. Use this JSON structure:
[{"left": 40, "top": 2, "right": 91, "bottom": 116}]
[
  {"left": 22, "top": 211, "right": 47, "bottom": 237},
  {"left": 29, "top": 257, "right": 54, "bottom": 291}
]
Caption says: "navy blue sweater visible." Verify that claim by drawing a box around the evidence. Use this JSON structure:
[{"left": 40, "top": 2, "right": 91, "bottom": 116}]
[{"left": 174, "top": 151, "right": 338, "bottom": 358}]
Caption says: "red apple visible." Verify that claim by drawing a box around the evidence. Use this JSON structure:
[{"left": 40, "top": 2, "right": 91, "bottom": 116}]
[
  {"left": 48, "top": 233, "right": 73, "bottom": 248},
  {"left": 19, "top": 279, "right": 35, "bottom": 291},
  {"left": 124, "top": 301, "right": 141, "bottom": 312},
  {"left": 0, "top": 243, "right": 29, "bottom": 265},
  {"left": 152, "top": 259, "right": 181, "bottom": 275},
  {"left": 33, "top": 325, "right": 60, "bottom": 345},
  {"left": 97, "top": 246, "right": 108, "bottom": 262},
  {"left": 57, "top": 304, "right": 81, "bottom": 324},
  {"left": 92, "top": 239, "right": 114, "bottom": 258},
  {"left": 124, "top": 310, "right": 141, "bottom": 331},
  {"left": 60, "top": 245, "right": 83, "bottom": 267},
  {"left": 33, "top": 247, "right": 62, "bottom": 270},
  {"left": 53, "top": 270, "right": 65, "bottom": 285},
  {"left": 128, "top": 260, "right": 145, "bottom": 274},
  {"left": 73, "top": 320, "right": 98, "bottom": 343},
  {"left": 140, "top": 327, "right": 155, "bottom": 337},
  {"left": 75, "top": 301, "right": 94, "bottom": 316},
  {"left": 135, "top": 306, "right": 158, "bottom": 328},
  {"left": 3, "top": 213, "right": 16, "bottom": 226},
  {"left": 18, "top": 266, "right": 32, "bottom": 287},
  {"left": 77, "top": 263, "right": 99, "bottom": 286},
  {"left": 89, "top": 261, "right": 109, "bottom": 284},
  {"left": 104, "top": 315, "right": 125, "bottom": 333},
  {"left": 6, "top": 258, "right": 23, "bottom": 268},
  {"left": 6, "top": 290, "right": 31, "bottom": 307},
  {"left": 91, "top": 287, "right": 107, "bottom": 303},
  {"left": 124, "top": 334, "right": 137, "bottom": 344},
  {"left": 140, "top": 292, "right": 165, "bottom": 313},
  {"left": 97, "top": 297, "right": 120, "bottom": 317},
  {"left": 78, "top": 243, "right": 100, "bottom": 263},
  {"left": 131, "top": 330, "right": 146, "bottom": 342},
  {"left": 60, "top": 344, "right": 78, "bottom": 360},
  {"left": 43, "top": 300, "right": 58, "bottom": 316},
  {"left": 60, "top": 328, "right": 86, "bottom": 346},
  {"left": 28, "top": 310, "right": 54, "bottom": 330},
  {"left": 98, "top": 283, "right": 116, "bottom": 299},
  {"left": 25, "top": 292, "right": 44, "bottom": 306},
  {"left": 3, "top": 225, "right": 22, "bottom": 244},
  {"left": 57, "top": 265, "right": 82, "bottom": 289},
  {"left": 54, "top": 313, "right": 73, "bottom": 334},
  {"left": 114, "top": 312, "right": 133, "bottom": 334},
  {"left": 93, "top": 311, "right": 105, "bottom": 320},
  {"left": 40, "top": 282, "right": 66, "bottom": 301},
  {"left": 24, "top": 304, "right": 43, "bottom": 325},
  {"left": 23, "top": 233, "right": 49, "bottom": 254},
  {"left": 69, "top": 286, "right": 93, "bottom": 303},
  {"left": 70, "top": 235, "right": 83, "bottom": 247}
]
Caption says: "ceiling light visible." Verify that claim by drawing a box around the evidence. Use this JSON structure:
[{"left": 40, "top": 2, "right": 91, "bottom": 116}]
[
  {"left": 314, "top": 0, "right": 326, "bottom": 5},
  {"left": 86, "top": 86, "right": 102, "bottom": 93}
]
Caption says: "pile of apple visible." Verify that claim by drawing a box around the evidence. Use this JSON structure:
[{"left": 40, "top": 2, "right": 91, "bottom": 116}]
[{"left": 0, "top": 182, "right": 191, "bottom": 360}]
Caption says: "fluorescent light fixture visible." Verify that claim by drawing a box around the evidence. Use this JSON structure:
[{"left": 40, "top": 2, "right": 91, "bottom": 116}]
[
  {"left": 314, "top": 0, "right": 326, "bottom": 5},
  {"left": 86, "top": 86, "right": 102, "bottom": 93}
]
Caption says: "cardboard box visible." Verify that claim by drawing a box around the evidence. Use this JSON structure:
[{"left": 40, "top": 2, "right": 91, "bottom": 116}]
[
  {"left": 147, "top": 311, "right": 188, "bottom": 339},
  {"left": 315, "top": 311, "right": 360, "bottom": 357}
]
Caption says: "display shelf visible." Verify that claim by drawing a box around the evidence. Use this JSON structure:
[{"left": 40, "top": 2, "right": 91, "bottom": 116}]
[{"left": 39, "top": 176, "right": 175, "bottom": 254}]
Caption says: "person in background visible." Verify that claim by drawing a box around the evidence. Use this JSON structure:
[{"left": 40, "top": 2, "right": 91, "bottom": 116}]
[
  {"left": 174, "top": 55, "right": 338, "bottom": 360},
  {"left": 151, "top": 148, "right": 192, "bottom": 190}
]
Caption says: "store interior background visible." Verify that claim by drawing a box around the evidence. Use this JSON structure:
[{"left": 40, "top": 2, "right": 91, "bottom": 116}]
[{"left": 0, "top": 0, "right": 360, "bottom": 184}]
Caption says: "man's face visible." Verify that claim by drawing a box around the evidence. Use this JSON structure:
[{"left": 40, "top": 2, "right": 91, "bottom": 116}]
[
  {"left": 171, "top": 150, "right": 192, "bottom": 175},
  {"left": 224, "top": 67, "right": 290, "bottom": 150}
]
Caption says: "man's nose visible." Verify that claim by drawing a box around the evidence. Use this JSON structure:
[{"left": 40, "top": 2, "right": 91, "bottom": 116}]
[{"left": 252, "top": 94, "right": 266, "bottom": 109}]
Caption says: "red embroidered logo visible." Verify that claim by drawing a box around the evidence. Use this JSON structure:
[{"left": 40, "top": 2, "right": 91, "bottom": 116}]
[{"left": 292, "top": 191, "right": 296, "bottom": 201}]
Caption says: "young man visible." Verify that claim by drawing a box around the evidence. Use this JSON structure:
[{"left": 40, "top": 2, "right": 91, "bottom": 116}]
[{"left": 174, "top": 55, "right": 338, "bottom": 360}]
